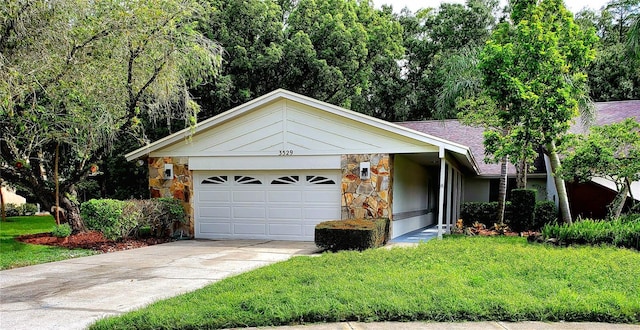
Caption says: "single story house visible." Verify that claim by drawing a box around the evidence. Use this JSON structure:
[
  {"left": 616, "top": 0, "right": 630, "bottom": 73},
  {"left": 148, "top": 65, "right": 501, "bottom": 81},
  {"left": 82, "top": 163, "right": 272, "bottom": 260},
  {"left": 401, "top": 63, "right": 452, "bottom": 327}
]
[{"left": 125, "top": 89, "right": 640, "bottom": 241}]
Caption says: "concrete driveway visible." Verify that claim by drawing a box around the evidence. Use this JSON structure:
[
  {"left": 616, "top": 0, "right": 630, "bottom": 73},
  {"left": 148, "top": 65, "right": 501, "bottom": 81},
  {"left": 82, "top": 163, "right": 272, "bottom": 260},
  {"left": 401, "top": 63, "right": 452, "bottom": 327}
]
[{"left": 0, "top": 239, "right": 318, "bottom": 330}]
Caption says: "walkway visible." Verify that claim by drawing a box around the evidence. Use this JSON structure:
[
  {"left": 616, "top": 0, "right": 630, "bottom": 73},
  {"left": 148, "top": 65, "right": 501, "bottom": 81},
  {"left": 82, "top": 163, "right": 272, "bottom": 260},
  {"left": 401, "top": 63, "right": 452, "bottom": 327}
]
[
  {"left": 0, "top": 240, "right": 317, "bottom": 330},
  {"left": 391, "top": 225, "right": 439, "bottom": 244}
]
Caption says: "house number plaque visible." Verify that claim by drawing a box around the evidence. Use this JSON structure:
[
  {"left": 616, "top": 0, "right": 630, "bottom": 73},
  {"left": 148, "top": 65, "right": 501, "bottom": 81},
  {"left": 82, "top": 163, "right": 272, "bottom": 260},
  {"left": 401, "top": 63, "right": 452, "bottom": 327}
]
[{"left": 279, "top": 150, "right": 294, "bottom": 156}]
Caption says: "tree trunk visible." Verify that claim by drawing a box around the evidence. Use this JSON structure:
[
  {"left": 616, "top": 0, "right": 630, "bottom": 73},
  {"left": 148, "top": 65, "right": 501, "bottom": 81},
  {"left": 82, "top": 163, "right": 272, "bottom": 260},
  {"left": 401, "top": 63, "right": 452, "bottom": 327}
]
[
  {"left": 609, "top": 182, "right": 629, "bottom": 219},
  {"left": 0, "top": 185, "right": 6, "bottom": 222},
  {"left": 61, "top": 192, "right": 86, "bottom": 232},
  {"left": 497, "top": 156, "right": 508, "bottom": 226},
  {"left": 55, "top": 142, "right": 61, "bottom": 225},
  {"left": 546, "top": 141, "right": 572, "bottom": 224},
  {"left": 516, "top": 159, "right": 528, "bottom": 189}
]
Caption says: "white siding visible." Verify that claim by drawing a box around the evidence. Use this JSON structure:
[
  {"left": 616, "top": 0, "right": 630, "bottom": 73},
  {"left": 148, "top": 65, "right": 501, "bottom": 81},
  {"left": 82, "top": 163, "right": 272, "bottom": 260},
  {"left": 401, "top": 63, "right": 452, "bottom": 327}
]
[{"left": 150, "top": 99, "right": 439, "bottom": 157}]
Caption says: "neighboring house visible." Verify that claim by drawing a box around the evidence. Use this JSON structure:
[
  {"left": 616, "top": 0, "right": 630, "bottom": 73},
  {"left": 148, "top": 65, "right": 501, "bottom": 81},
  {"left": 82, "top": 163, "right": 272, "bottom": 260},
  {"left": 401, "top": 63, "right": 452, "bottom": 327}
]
[
  {"left": 126, "top": 90, "right": 639, "bottom": 241},
  {"left": 1, "top": 186, "right": 26, "bottom": 205},
  {"left": 564, "top": 100, "right": 640, "bottom": 219}
]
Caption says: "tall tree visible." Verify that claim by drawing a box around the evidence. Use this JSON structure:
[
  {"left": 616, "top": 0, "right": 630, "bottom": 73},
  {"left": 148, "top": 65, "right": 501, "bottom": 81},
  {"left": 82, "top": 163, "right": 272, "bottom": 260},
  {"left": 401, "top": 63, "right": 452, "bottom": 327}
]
[
  {"left": 195, "top": 0, "right": 286, "bottom": 117},
  {"left": 578, "top": 1, "right": 640, "bottom": 101},
  {"left": 629, "top": 15, "right": 640, "bottom": 56},
  {"left": 479, "top": 0, "right": 597, "bottom": 224},
  {"left": 399, "top": 0, "right": 498, "bottom": 120},
  {"left": 0, "top": 0, "right": 222, "bottom": 231}
]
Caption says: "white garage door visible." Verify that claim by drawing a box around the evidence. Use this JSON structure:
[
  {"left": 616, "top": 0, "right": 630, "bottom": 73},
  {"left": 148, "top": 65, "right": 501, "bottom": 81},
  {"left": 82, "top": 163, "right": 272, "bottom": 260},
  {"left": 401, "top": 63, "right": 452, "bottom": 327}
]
[{"left": 194, "top": 170, "right": 341, "bottom": 241}]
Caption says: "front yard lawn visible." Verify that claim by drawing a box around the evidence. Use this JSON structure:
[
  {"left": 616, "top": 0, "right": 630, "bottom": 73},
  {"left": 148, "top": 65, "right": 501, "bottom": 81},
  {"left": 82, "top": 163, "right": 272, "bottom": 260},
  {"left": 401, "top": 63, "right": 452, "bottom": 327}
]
[
  {"left": 91, "top": 236, "right": 640, "bottom": 329},
  {"left": 0, "top": 216, "right": 97, "bottom": 270}
]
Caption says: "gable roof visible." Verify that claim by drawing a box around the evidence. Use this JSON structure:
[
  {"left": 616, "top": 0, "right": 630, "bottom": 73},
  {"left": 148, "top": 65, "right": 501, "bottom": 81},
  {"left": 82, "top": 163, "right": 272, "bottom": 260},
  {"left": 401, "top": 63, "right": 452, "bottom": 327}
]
[
  {"left": 570, "top": 100, "right": 640, "bottom": 134},
  {"left": 125, "top": 89, "right": 480, "bottom": 173},
  {"left": 400, "top": 100, "right": 640, "bottom": 176}
]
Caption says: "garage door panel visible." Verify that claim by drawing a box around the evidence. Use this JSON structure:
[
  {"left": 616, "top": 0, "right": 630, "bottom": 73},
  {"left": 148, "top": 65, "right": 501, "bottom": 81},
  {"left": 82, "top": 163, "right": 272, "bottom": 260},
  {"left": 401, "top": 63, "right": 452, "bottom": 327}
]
[
  {"left": 200, "top": 222, "right": 231, "bottom": 234},
  {"left": 198, "top": 191, "right": 231, "bottom": 203},
  {"left": 268, "top": 191, "right": 302, "bottom": 202},
  {"left": 269, "top": 224, "right": 302, "bottom": 236},
  {"left": 303, "top": 225, "right": 316, "bottom": 237},
  {"left": 304, "top": 207, "right": 339, "bottom": 220},
  {"left": 199, "top": 206, "right": 231, "bottom": 218},
  {"left": 268, "top": 207, "right": 303, "bottom": 219},
  {"left": 233, "top": 207, "right": 266, "bottom": 219},
  {"left": 233, "top": 191, "right": 265, "bottom": 202},
  {"left": 304, "top": 190, "right": 339, "bottom": 203},
  {"left": 233, "top": 223, "right": 266, "bottom": 234}
]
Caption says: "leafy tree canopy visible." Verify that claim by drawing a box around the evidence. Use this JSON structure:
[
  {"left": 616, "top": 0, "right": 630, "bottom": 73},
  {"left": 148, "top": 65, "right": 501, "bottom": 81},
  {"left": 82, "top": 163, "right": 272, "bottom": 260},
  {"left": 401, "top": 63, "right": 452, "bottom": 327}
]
[{"left": 0, "top": 0, "right": 222, "bottom": 230}]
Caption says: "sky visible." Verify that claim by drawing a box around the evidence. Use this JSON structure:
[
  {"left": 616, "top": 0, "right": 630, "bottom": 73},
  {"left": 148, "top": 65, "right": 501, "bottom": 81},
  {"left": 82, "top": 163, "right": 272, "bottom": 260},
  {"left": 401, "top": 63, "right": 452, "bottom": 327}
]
[{"left": 375, "top": 0, "right": 610, "bottom": 14}]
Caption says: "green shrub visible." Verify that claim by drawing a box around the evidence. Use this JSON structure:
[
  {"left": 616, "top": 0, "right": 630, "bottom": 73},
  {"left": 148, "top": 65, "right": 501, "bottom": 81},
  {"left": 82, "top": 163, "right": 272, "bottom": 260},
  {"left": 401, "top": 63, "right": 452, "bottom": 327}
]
[
  {"left": 81, "top": 199, "right": 136, "bottom": 241},
  {"left": 22, "top": 203, "right": 38, "bottom": 215},
  {"left": 460, "top": 202, "right": 512, "bottom": 227},
  {"left": 533, "top": 201, "right": 557, "bottom": 229},
  {"left": 130, "top": 198, "right": 187, "bottom": 237},
  {"left": 51, "top": 223, "right": 72, "bottom": 238},
  {"left": 4, "top": 203, "right": 38, "bottom": 216},
  {"left": 510, "top": 189, "right": 536, "bottom": 232},
  {"left": 540, "top": 214, "right": 640, "bottom": 250},
  {"left": 5, "top": 203, "right": 20, "bottom": 217},
  {"left": 315, "top": 218, "right": 389, "bottom": 251}
]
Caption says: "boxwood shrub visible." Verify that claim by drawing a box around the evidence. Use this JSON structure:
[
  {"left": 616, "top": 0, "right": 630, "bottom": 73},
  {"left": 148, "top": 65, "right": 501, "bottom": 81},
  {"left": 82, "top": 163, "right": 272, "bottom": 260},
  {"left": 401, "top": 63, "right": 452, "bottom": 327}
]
[
  {"left": 81, "top": 199, "right": 136, "bottom": 240},
  {"left": 533, "top": 200, "right": 558, "bottom": 229},
  {"left": 315, "top": 218, "right": 389, "bottom": 251},
  {"left": 510, "top": 189, "right": 536, "bottom": 232},
  {"left": 460, "top": 202, "right": 512, "bottom": 228}
]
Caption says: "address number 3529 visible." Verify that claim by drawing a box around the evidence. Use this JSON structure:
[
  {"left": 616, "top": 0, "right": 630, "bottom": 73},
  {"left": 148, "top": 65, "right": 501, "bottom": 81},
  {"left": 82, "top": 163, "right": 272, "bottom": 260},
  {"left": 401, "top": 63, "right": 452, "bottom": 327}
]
[{"left": 279, "top": 150, "right": 294, "bottom": 156}]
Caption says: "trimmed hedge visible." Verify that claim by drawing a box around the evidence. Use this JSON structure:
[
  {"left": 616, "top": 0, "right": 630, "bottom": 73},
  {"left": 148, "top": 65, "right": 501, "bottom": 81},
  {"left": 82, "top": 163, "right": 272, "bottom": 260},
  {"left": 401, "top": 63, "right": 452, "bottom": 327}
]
[
  {"left": 80, "top": 198, "right": 187, "bottom": 241},
  {"left": 460, "top": 202, "right": 512, "bottom": 228},
  {"left": 5, "top": 203, "right": 38, "bottom": 217},
  {"left": 533, "top": 200, "right": 558, "bottom": 230},
  {"left": 462, "top": 199, "right": 557, "bottom": 232},
  {"left": 81, "top": 199, "right": 137, "bottom": 240},
  {"left": 540, "top": 214, "right": 640, "bottom": 250},
  {"left": 315, "top": 218, "right": 389, "bottom": 251},
  {"left": 510, "top": 189, "right": 536, "bottom": 232}
]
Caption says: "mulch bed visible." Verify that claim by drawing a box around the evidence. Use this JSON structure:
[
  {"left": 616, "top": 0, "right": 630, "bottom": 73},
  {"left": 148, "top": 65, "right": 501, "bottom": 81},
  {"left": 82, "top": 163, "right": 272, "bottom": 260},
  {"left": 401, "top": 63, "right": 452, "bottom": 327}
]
[{"left": 17, "top": 231, "right": 174, "bottom": 253}]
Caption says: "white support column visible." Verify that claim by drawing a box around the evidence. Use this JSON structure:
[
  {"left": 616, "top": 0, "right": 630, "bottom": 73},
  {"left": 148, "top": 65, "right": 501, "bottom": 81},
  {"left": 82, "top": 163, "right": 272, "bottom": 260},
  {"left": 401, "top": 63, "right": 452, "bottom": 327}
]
[
  {"left": 455, "top": 170, "right": 462, "bottom": 222},
  {"left": 437, "top": 148, "right": 446, "bottom": 239},
  {"left": 446, "top": 164, "right": 453, "bottom": 233}
]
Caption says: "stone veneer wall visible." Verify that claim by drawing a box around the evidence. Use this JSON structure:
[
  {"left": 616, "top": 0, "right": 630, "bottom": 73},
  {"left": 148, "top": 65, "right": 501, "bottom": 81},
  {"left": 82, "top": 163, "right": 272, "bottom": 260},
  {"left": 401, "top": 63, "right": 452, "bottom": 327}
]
[
  {"left": 341, "top": 154, "right": 393, "bottom": 220},
  {"left": 148, "top": 157, "right": 194, "bottom": 236}
]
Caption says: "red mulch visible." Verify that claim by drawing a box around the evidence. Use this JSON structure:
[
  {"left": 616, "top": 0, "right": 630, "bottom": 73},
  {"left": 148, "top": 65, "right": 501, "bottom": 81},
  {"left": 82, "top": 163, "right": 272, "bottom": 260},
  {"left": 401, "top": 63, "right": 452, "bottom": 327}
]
[{"left": 17, "top": 231, "right": 174, "bottom": 253}]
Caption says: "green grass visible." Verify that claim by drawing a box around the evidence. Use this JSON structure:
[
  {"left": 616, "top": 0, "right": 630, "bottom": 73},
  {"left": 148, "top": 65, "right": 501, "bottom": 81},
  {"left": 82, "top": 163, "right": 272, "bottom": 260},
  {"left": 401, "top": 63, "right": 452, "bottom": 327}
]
[
  {"left": 0, "top": 215, "right": 97, "bottom": 270},
  {"left": 91, "top": 236, "right": 640, "bottom": 329}
]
